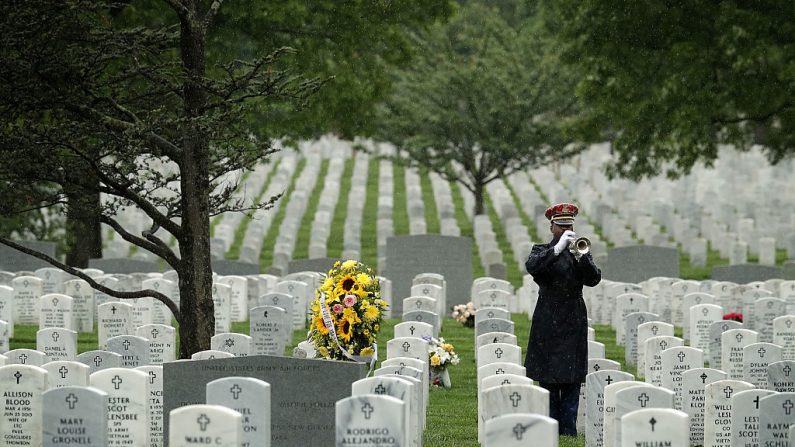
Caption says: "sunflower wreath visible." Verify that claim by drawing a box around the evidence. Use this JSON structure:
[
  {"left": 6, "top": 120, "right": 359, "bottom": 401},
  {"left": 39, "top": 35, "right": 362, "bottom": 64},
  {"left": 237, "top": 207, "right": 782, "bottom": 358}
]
[{"left": 309, "top": 260, "right": 389, "bottom": 361}]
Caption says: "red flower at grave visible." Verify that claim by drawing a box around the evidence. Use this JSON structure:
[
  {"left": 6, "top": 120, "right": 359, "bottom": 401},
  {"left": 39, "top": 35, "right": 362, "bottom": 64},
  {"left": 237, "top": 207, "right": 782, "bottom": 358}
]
[{"left": 723, "top": 312, "right": 743, "bottom": 323}]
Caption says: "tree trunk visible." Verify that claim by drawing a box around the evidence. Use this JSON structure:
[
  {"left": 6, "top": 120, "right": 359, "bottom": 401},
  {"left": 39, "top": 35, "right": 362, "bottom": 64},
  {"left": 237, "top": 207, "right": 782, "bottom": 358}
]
[
  {"left": 64, "top": 185, "right": 103, "bottom": 268},
  {"left": 175, "top": 2, "right": 215, "bottom": 359},
  {"left": 473, "top": 181, "right": 485, "bottom": 216}
]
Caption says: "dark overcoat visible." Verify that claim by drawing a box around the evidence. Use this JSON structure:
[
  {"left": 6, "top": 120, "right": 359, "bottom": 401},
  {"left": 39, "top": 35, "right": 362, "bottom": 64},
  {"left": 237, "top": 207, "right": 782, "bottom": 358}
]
[{"left": 524, "top": 241, "right": 601, "bottom": 384}]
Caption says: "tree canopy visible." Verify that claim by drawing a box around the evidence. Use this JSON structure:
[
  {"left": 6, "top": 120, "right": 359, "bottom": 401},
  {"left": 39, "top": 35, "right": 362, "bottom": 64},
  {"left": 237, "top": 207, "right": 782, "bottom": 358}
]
[
  {"left": 541, "top": 0, "right": 795, "bottom": 179},
  {"left": 378, "top": 3, "right": 581, "bottom": 215}
]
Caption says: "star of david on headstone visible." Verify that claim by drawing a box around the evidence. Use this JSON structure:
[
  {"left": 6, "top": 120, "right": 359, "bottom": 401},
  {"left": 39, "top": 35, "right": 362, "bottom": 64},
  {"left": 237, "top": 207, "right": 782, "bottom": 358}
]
[
  {"left": 59, "top": 366, "right": 69, "bottom": 379},
  {"left": 52, "top": 297, "right": 59, "bottom": 307},
  {"left": 18, "top": 354, "right": 28, "bottom": 364},
  {"left": 785, "top": 365, "right": 792, "bottom": 377},
  {"left": 225, "top": 338, "right": 235, "bottom": 348},
  {"left": 677, "top": 352, "right": 686, "bottom": 362},
  {"left": 149, "top": 371, "right": 157, "bottom": 384},
  {"left": 230, "top": 384, "right": 242, "bottom": 399},
  {"left": 52, "top": 332, "right": 60, "bottom": 342},
  {"left": 402, "top": 342, "right": 410, "bottom": 352},
  {"left": 495, "top": 348, "right": 504, "bottom": 359},
  {"left": 649, "top": 417, "right": 657, "bottom": 432},
  {"left": 14, "top": 371, "right": 22, "bottom": 384},
  {"left": 66, "top": 393, "right": 78, "bottom": 410},
  {"left": 374, "top": 384, "right": 387, "bottom": 395},
  {"left": 700, "top": 373, "right": 708, "bottom": 384},
  {"left": 361, "top": 403, "right": 374, "bottom": 420},
  {"left": 784, "top": 400, "right": 794, "bottom": 415},
  {"left": 758, "top": 347, "right": 766, "bottom": 358},
  {"left": 513, "top": 423, "right": 526, "bottom": 440},
  {"left": 509, "top": 392, "right": 522, "bottom": 407},
  {"left": 111, "top": 375, "right": 123, "bottom": 390},
  {"left": 736, "top": 333, "right": 743, "bottom": 343},
  {"left": 723, "top": 386, "right": 734, "bottom": 399},
  {"left": 197, "top": 414, "right": 211, "bottom": 431}
]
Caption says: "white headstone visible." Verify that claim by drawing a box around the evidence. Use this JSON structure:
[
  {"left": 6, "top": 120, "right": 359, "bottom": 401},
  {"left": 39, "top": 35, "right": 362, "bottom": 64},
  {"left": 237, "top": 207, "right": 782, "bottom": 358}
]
[
  {"left": 90, "top": 367, "right": 150, "bottom": 447},
  {"left": 169, "top": 404, "right": 243, "bottom": 447}
]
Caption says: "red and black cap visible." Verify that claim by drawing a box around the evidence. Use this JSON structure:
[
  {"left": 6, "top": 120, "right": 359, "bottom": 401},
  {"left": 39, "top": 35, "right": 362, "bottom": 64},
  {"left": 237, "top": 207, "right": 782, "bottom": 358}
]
[{"left": 544, "top": 203, "right": 578, "bottom": 226}]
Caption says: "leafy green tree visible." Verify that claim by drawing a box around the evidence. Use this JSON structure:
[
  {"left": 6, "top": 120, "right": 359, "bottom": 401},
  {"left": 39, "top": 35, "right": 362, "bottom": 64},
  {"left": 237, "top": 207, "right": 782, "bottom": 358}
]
[
  {"left": 541, "top": 0, "right": 795, "bottom": 179},
  {"left": 0, "top": 0, "right": 316, "bottom": 356},
  {"left": 378, "top": 3, "right": 581, "bottom": 215}
]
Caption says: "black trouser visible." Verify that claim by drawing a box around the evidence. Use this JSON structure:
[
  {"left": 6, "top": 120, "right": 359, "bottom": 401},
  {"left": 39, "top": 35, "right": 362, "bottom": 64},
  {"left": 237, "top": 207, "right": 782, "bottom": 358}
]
[{"left": 539, "top": 382, "right": 581, "bottom": 436}]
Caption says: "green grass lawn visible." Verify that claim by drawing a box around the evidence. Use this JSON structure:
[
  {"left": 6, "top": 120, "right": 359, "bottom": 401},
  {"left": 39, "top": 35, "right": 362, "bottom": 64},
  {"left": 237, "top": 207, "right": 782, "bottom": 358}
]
[{"left": 8, "top": 312, "right": 633, "bottom": 447}]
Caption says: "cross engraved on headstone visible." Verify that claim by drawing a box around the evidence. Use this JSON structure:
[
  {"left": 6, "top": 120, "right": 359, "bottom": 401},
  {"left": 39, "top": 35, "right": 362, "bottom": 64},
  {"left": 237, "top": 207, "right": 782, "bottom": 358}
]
[
  {"left": 225, "top": 338, "right": 235, "bottom": 348},
  {"left": 374, "top": 384, "right": 387, "bottom": 395},
  {"left": 496, "top": 368, "right": 505, "bottom": 374},
  {"left": 639, "top": 316, "right": 646, "bottom": 324},
  {"left": 593, "top": 364, "right": 601, "bottom": 371},
  {"left": 509, "top": 392, "right": 522, "bottom": 408},
  {"left": 151, "top": 328, "right": 159, "bottom": 339},
  {"left": 513, "top": 423, "right": 526, "bottom": 440},
  {"left": 288, "top": 284, "right": 295, "bottom": 292},
  {"left": 149, "top": 371, "right": 156, "bottom": 384},
  {"left": 409, "top": 326, "right": 415, "bottom": 335},
  {"left": 722, "top": 323, "right": 729, "bottom": 331},
  {"left": 649, "top": 417, "right": 657, "bottom": 432},
  {"left": 52, "top": 297, "right": 59, "bottom": 307},
  {"left": 758, "top": 347, "right": 766, "bottom": 358},
  {"left": 122, "top": 339, "right": 131, "bottom": 350},
  {"left": 272, "top": 297, "right": 279, "bottom": 305},
  {"left": 754, "top": 396, "right": 760, "bottom": 409},
  {"left": 502, "top": 379, "right": 510, "bottom": 385},
  {"left": 785, "top": 365, "right": 792, "bottom": 377},
  {"left": 787, "top": 320, "right": 793, "bottom": 329},
  {"left": 230, "top": 384, "right": 242, "bottom": 399},
  {"left": 659, "top": 340, "right": 668, "bottom": 350},
  {"left": 677, "top": 352, "right": 686, "bottom": 362},
  {"left": 495, "top": 348, "right": 504, "bottom": 359},
  {"left": 111, "top": 305, "right": 117, "bottom": 314},
  {"left": 784, "top": 400, "right": 794, "bottom": 415},
  {"left": 488, "top": 311, "right": 495, "bottom": 318},
  {"left": 492, "top": 336, "right": 498, "bottom": 343},
  {"left": 736, "top": 333, "right": 744, "bottom": 343},
  {"left": 361, "top": 403, "right": 374, "bottom": 420},
  {"left": 629, "top": 297, "right": 634, "bottom": 304},
  {"left": 18, "top": 354, "right": 28, "bottom": 364},
  {"left": 14, "top": 371, "right": 21, "bottom": 384},
  {"left": 59, "top": 366, "right": 68, "bottom": 378},
  {"left": 111, "top": 375, "right": 123, "bottom": 390},
  {"left": 415, "top": 301, "right": 421, "bottom": 309},
  {"left": 702, "top": 307, "right": 709, "bottom": 316},
  {"left": 700, "top": 373, "right": 708, "bottom": 384},
  {"left": 52, "top": 332, "right": 60, "bottom": 342},
  {"left": 94, "top": 356, "right": 102, "bottom": 367},
  {"left": 490, "top": 323, "right": 497, "bottom": 330},
  {"left": 402, "top": 342, "right": 410, "bottom": 352},
  {"left": 723, "top": 386, "right": 734, "bottom": 399},
  {"left": 198, "top": 414, "right": 211, "bottom": 431},
  {"left": 606, "top": 375, "right": 614, "bottom": 385},
  {"left": 638, "top": 393, "right": 650, "bottom": 407},
  {"left": 66, "top": 393, "right": 78, "bottom": 410}
]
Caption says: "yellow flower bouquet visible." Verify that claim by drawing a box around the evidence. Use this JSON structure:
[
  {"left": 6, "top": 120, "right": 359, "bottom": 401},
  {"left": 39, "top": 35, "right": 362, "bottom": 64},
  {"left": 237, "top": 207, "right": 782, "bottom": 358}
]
[{"left": 309, "top": 260, "right": 388, "bottom": 361}]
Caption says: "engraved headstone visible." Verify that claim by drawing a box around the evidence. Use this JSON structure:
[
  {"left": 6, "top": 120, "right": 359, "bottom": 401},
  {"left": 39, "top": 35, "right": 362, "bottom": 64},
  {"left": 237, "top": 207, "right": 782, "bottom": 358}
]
[
  {"left": 624, "top": 312, "right": 659, "bottom": 366},
  {"left": 637, "top": 321, "right": 674, "bottom": 375},
  {"left": 613, "top": 386, "right": 675, "bottom": 447},
  {"left": 207, "top": 376, "right": 271, "bottom": 447},
  {"left": 76, "top": 350, "right": 122, "bottom": 374},
  {"left": 213, "top": 283, "right": 232, "bottom": 335},
  {"left": 90, "top": 367, "right": 150, "bottom": 447},
  {"left": 619, "top": 408, "right": 689, "bottom": 447},
  {"left": 730, "top": 388, "right": 776, "bottom": 447},
  {"left": 703, "top": 379, "right": 755, "bottom": 447},
  {"left": 758, "top": 392, "right": 795, "bottom": 447},
  {"left": 480, "top": 384, "right": 550, "bottom": 443},
  {"left": 39, "top": 294, "right": 74, "bottom": 330},
  {"left": 169, "top": 404, "right": 243, "bottom": 447},
  {"left": 768, "top": 360, "right": 795, "bottom": 392},
  {"left": 42, "top": 386, "right": 108, "bottom": 447},
  {"left": 136, "top": 365, "right": 164, "bottom": 447},
  {"left": 353, "top": 376, "right": 418, "bottom": 447},
  {"left": 249, "top": 305, "right": 288, "bottom": 355},
  {"left": 136, "top": 324, "right": 177, "bottom": 365},
  {"left": 41, "top": 360, "right": 89, "bottom": 389},
  {"left": 210, "top": 333, "right": 252, "bottom": 357},
  {"left": 682, "top": 292, "right": 716, "bottom": 342},
  {"left": 36, "top": 328, "right": 78, "bottom": 362},
  {"left": 774, "top": 315, "right": 795, "bottom": 361},
  {"left": 644, "top": 336, "right": 683, "bottom": 385},
  {"left": 477, "top": 343, "right": 522, "bottom": 367},
  {"left": 98, "top": 302, "right": 133, "bottom": 350},
  {"left": 660, "top": 346, "right": 704, "bottom": 410},
  {"left": 614, "top": 293, "right": 649, "bottom": 346},
  {"left": 709, "top": 320, "right": 743, "bottom": 369},
  {"left": 742, "top": 342, "right": 783, "bottom": 388},
  {"left": 106, "top": 335, "right": 151, "bottom": 368},
  {"left": 722, "top": 329, "right": 759, "bottom": 380},
  {"left": 5, "top": 348, "right": 48, "bottom": 367},
  {"left": 475, "top": 318, "right": 515, "bottom": 337},
  {"left": 191, "top": 350, "right": 235, "bottom": 360},
  {"left": 681, "top": 368, "right": 728, "bottom": 445},
  {"left": 64, "top": 279, "right": 94, "bottom": 333},
  {"left": 12, "top": 276, "right": 42, "bottom": 325},
  {"left": 690, "top": 304, "right": 724, "bottom": 354},
  {"left": 217, "top": 275, "right": 249, "bottom": 323},
  {"left": 585, "top": 370, "right": 635, "bottom": 447},
  {"left": 335, "top": 395, "right": 406, "bottom": 447},
  {"left": 483, "top": 413, "right": 558, "bottom": 447},
  {"left": 755, "top": 298, "right": 787, "bottom": 343},
  {"left": 0, "top": 364, "right": 47, "bottom": 447},
  {"left": 0, "top": 286, "right": 13, "bottom": 338},
  {"left": 603, "top": 381, "right": 653, "bottom": 447}
]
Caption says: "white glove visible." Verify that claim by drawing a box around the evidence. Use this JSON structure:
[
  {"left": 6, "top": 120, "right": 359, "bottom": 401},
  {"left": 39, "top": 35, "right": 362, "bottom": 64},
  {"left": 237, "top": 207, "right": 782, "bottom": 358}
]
[{"left": 553, "top": 230, "right": 577, "bottom": 255}]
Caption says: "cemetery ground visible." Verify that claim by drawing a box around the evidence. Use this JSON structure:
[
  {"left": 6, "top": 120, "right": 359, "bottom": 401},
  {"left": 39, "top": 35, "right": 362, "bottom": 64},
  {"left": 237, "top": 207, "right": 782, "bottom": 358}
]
[{"left": 6, "top": 313, "right": 664, "bottom": 447}]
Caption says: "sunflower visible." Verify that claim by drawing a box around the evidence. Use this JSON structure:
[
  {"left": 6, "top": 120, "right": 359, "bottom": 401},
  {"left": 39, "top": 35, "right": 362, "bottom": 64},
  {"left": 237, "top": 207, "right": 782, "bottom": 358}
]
[
  {"left": 335, "top": 274, "right": 358, "bottom": 296},
  {"left": 314, "top": 315, "right": 329, "bottom": 335},
  {"left": 337, "top": 318, "right": 354, "bottom": 342},
  {"left": 360, "top": 346, "right": 374, "bottom": 357},
  {"left": 355, "top": 273, "right": 372, "bottom": 288},
  {"left": 363, "top": 304, "right": 380, "bottom": 322},
  {"left": 341, "top": 260, "right": 359, "bottom": 270},
  {"left": 342, "top": 307, "right": 361, "bottom": 325}
]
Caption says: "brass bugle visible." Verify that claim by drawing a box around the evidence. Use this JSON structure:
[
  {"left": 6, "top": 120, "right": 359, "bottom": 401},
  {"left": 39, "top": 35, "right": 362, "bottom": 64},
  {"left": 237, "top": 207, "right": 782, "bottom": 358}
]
[{"left": 569, "top": 237, "right": 591, "bottom": 255}]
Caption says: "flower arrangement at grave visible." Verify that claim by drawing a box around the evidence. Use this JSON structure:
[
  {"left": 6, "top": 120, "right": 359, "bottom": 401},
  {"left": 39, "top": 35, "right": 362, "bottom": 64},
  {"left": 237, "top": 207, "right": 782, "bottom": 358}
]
[
  {"left": 723, "top": 312, "right": 743, "bottom": 323},
  {"left": 451, "top": 302, "right": 476, "bottom": 327},
  {"left": 426, "top": 336, "right": 460, "bottom": 388},
  {"left": 309, "top": 260, "right": 388, "bottom": 361}
]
